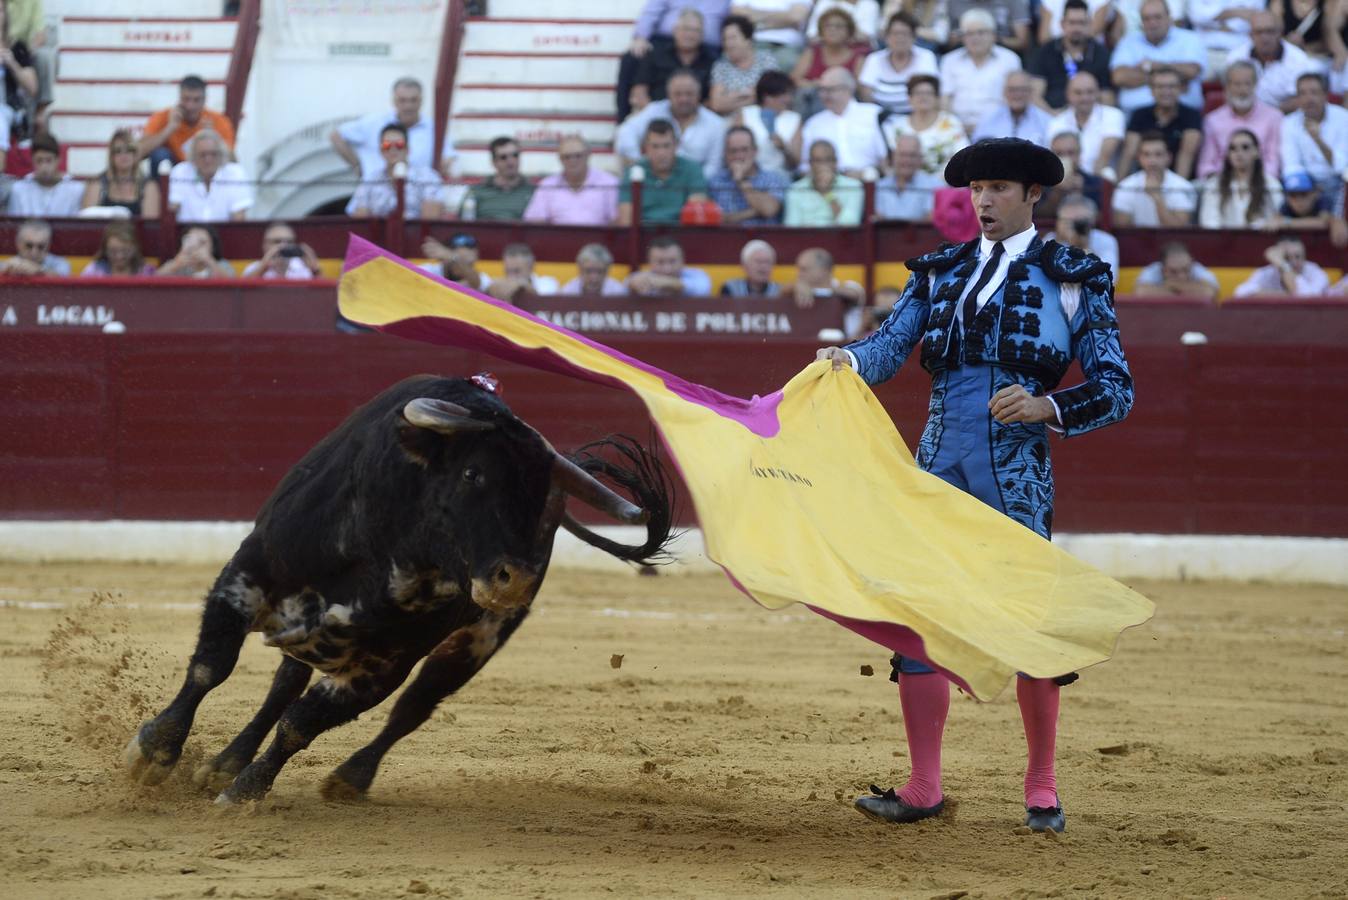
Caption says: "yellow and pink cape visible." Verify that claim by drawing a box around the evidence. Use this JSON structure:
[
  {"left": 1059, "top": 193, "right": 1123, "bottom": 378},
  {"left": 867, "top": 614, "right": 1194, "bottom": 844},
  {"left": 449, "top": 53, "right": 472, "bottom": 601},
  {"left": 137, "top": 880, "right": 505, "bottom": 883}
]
[{"left": 339, "top": 237, "right": 1153, "bottom": 700}]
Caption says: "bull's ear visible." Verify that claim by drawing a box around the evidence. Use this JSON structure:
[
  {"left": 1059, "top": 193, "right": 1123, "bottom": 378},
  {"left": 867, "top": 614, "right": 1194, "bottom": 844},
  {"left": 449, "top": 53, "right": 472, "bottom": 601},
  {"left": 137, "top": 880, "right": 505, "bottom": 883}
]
[{"left": 402, "top": 399, "right": 496, "bottom": 435}]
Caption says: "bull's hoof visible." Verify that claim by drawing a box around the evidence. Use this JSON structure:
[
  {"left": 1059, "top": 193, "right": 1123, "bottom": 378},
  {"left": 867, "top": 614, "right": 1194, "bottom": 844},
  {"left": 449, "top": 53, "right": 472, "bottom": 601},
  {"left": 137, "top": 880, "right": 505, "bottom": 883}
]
[
  {"left": 319, "top": 771, "right": 368, "bottom": 803},
  {"left": 214, "top": 781, "right": 263, "bottom": 806},
  {"left": 123, "top": 727, "right": 177, "bottom": 786},
  {"left": 193, "top": 757, "right": 244, "bottom": 794}
]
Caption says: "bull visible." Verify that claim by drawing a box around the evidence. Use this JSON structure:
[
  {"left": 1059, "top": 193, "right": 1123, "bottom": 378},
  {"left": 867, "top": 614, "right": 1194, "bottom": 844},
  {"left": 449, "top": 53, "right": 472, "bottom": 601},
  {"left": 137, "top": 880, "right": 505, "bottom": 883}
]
[{"left": 123, "top": 374, "right": 675, "bottom": 803}]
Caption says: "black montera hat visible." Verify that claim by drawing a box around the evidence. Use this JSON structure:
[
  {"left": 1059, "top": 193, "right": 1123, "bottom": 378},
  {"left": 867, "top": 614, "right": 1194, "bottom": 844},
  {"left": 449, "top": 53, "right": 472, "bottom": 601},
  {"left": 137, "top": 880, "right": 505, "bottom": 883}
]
[{"left": 944, "top": 138, "right": 1065, "bottom": 188}]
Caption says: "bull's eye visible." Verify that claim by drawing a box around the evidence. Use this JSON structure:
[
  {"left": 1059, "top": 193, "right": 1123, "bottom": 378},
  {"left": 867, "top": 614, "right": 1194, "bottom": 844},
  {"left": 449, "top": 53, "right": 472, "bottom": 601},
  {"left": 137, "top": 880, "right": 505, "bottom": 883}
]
[{"left": 462, "top": 467, "right": 484, "bottom": 487}]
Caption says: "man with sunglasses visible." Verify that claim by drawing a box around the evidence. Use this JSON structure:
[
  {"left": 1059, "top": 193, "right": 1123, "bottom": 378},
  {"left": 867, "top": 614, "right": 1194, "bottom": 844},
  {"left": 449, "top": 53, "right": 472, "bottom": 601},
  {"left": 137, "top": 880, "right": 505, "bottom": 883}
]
[
  {"left": 346, "top": 123, "right": 444, "bottom": 220},
  {"left": 457, "top": 137, "right": 535, "bottom": 221},
  {"left": 0, "top": 218, "right": 70, "bottom": 276}
]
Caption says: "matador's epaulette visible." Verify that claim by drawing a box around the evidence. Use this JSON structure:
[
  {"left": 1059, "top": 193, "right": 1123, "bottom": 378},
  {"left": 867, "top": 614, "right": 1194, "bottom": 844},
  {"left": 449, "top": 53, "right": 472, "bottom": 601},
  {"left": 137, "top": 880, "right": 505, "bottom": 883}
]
[
  {"left": 905, "top": 238, "right": 978, "bottom": 273},
  {"left": 1038, "top": 239, "right": 1111, "bottom": 283}
]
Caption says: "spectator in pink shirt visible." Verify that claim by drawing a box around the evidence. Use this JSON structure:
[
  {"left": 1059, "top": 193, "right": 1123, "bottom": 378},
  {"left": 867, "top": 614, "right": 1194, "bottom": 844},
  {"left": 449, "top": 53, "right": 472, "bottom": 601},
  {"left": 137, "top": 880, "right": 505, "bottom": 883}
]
[
  {"left": 522, "top": 136, "right": 620, "bottom": 226},
  {"left": 1197, "top": 59, "right": 1283, "bottom": 180}
]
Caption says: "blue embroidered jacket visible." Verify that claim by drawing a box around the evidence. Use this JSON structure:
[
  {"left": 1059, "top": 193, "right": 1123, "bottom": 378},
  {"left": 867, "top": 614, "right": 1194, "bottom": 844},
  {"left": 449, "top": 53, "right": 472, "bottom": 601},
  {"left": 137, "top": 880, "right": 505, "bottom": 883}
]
[{"left": 848, "top": 236, "right": 1134, "bottom": 438}]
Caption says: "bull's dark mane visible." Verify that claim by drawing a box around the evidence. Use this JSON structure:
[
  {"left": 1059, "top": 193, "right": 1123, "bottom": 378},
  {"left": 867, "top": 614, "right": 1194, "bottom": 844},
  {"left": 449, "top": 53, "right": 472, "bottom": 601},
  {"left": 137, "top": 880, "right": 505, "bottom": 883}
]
[{"left": 564, "top": 435, "right": 679, "bottom": 567}]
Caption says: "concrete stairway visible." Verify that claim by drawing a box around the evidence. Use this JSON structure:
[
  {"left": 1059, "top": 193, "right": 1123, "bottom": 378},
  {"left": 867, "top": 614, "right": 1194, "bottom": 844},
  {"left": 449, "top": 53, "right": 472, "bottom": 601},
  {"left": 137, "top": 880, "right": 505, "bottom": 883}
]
[
  {"left": 45, "top": 3, "right": 235, "bottom": 178},
  {"left": 448, "top": 0, "right": 644, "bottom": 179}
]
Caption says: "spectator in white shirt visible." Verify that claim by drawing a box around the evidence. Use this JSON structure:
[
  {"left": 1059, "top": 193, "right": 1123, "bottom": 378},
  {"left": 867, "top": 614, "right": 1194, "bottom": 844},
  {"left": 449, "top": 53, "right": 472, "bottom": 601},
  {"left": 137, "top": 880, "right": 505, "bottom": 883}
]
[
  {"left": 1111, "top": 130, "right": 1197, "bottom": 227},
  {"left": 486, "top": 243, "right": 560, "bottom": 303},
  {"left": 167, "top": 130, "right": 254, "bottom": 223},
  {"left": 329, "top": 77, "right": 454, "bottom": 181},
  {"left": 1187, "top": 0, "right": 1266, "bottom": 55},
  {"left": 1280, "top": 72, "right": 1348, "bottom": 205},
  {"left": 6, "top": 133, "right": 83, "bottom": 217},
  {"left": 1225, "top": 12, "right": 1321, "bottom": 113},
  {"left": 617, "top": 69, "right": 728, "bottom": 179},
  {"left": 971, "top": 70, "right": 1053, "bottom": 146},
  {"left": 560, "top": 243, "right": 627, "bottom": 296},
  {"left": 240, "top": 221, "right": 322, "bottom": 280},
  {"left": 1047, "top": 72, "right": 1125, "bottom": 178},
  {"left": 1234, "top": 235, "right": 1331, "bottom": 296},
  {"left": 937, "top": 8, "right": 1022, "bottom": 132},
  {"left": 345, "top": 123, "right": 444, "bottom": 220},
  {"left": 1198, "top": 128, "right": 1284, "bottom": 228},
  {"left": 794, "top": 66, "right": 889, "bottom": 176},
  {"left": 858, "top": 11, "right": 939, "bottom": 116}
]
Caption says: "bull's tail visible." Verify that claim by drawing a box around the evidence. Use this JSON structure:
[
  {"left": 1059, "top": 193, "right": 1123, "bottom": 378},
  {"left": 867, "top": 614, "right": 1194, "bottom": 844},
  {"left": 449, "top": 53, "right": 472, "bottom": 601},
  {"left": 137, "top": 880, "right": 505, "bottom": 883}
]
[{"left": 562, "top": 436, "right": 678, "bottom": 567}]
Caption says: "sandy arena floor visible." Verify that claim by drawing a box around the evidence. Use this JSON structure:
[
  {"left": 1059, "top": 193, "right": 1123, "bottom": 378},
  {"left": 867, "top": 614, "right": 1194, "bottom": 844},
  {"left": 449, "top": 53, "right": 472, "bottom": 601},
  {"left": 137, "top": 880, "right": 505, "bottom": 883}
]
[{"left": 0, "top": 561, "right": 1344, "bottom": 899}]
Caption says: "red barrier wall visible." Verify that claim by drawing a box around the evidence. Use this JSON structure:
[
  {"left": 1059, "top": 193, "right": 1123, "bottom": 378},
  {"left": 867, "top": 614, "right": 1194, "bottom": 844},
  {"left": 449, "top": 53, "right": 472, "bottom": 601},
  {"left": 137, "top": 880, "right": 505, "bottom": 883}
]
[{"left": 4, "top": 293, "right": 1348, "bottom": 536}]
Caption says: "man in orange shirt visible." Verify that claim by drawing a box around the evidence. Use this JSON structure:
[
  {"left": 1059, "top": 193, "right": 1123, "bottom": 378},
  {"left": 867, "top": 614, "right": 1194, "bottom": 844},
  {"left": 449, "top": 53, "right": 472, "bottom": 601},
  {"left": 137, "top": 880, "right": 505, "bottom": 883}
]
[{"left": 138, "top": 75, "right": 235, "bottom": 173}]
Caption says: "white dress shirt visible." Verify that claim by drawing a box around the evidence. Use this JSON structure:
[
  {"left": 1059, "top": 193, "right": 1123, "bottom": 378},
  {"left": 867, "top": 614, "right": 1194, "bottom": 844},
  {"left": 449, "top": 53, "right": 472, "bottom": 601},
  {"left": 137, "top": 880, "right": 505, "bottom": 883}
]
[
  {"left": 938, "top": 45, "right": 1023, "bottom": 131},
  {"left": 617, "top": 101, "right": 727, "bottom": 180},
  {"left": 6, "top": 175, "right": 84, "bottom": 217},
  {"left": 1280, "top": 106, "right": 1348, "bottom": 186},
  {"left": 168, "top": 161, "right": 254, "bottom": 222},
  {"left": 1047, "top": 103, "right": 1126, "bottom": 175},
  {"left": 1111, "top": 169, "right": 1198, "bottom": 227},
  {"left": 1234, "top": 262, "right": 1330, "bottom": 297},
  {"left": 798, "top": 100, "right": 890, "bottom": 174},
  {"left": 1225, "top": 39, "right": 1320, "bottom": 109},
  {"left": 337, "top": 111, "right": 445, "bottom": 179},
  {"left": 954, "top": 226, "right": 1081, "bottom": 323}
]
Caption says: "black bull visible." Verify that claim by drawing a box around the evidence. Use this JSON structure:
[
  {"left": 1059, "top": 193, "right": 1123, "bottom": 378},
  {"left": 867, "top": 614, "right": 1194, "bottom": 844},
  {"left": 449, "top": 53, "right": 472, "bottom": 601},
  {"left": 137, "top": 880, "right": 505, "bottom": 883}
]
[{"left": 124, "top": 375, "right": 675, "bottom": 803}]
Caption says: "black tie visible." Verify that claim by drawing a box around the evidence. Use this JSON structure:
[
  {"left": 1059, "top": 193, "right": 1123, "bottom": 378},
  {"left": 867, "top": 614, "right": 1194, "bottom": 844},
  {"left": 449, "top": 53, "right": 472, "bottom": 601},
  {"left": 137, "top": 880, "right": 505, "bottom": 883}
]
[{"left": 961, "top": 241, "right": 1005, "bottom": 331}]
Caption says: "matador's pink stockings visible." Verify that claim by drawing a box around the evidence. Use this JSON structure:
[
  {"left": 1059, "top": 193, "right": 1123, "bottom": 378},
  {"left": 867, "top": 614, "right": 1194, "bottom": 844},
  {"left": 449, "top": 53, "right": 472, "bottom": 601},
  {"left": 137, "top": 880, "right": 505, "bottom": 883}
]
[
  {"left": 896, "top": 673, "right": 949, "bottom": 808},
  {"left": 1017, "top": 677, "right": 1061, "bottom": 809}
]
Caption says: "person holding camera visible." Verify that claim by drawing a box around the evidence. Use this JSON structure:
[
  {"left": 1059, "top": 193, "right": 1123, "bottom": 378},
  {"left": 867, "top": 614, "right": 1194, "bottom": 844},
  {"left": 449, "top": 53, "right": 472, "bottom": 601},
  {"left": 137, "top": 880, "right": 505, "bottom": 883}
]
[
  {"left": 241, "top": 221, "right": 322, "bottom": 279},
  {"left": 1043, "top": 193, "right": 1119, "bottom": 280}
]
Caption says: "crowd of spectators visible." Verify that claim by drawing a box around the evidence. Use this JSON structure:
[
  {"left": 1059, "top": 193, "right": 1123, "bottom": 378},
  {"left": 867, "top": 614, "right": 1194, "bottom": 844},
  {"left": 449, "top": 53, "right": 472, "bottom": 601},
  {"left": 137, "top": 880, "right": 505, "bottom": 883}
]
[{"left": 5, "top": 0, "right": 1348, "bottom": 303}]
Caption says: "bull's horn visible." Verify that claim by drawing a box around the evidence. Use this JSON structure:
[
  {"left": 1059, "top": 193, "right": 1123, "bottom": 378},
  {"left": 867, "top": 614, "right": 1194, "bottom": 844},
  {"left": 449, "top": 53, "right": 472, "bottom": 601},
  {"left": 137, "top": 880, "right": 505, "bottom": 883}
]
[
  {"left": 552, "top": 454, "right": 649, "bottom": 525},
  {"left": 403, "top": 398, "right": 496, "bottom": 434}
]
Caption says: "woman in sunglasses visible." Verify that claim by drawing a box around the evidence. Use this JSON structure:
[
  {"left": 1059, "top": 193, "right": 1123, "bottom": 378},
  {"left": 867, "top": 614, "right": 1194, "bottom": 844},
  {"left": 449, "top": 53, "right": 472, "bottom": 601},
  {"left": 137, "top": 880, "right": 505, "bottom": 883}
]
[
  {"left": 1198, "top": 128, "right": 1283, "bottom": 229},
  {"left": 346, "top": 123, "right": 443, "bottom": 219},
  {"left": 80, "top": 128, "right": 161, "bottom": 217}
]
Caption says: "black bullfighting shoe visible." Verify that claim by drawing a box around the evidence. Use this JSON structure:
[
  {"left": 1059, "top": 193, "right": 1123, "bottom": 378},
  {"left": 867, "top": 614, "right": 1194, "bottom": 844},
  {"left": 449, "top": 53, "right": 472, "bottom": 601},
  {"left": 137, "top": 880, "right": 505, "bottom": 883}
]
[
  {"left": 1024, "top": 800, "right": 1066, "bottom": 833},
  {"left": 854, "top": 784, "right": 944, "bottom": 824}
]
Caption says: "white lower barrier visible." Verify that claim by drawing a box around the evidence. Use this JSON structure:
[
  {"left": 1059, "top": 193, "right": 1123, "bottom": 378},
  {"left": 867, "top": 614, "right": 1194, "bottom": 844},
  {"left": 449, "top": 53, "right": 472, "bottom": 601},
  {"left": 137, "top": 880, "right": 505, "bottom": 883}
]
[{"left": 0, "top": 522, "right": 1345, "bottom": 586}]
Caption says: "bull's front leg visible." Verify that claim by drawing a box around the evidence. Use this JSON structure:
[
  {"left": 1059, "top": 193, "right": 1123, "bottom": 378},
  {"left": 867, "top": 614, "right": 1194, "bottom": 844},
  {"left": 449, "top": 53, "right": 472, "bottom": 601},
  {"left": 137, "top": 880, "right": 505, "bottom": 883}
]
[
  {"left": 192, "top": 655, "right": 312, "bottom": 793},
  {"left": 322, "top": 610, "right": 527, "bottom": 801},
  {"left": 124, "top": 566, "right": 260, "bottom": 785},
  {"left": 214, "top": 661, "right": 413, "bottom": 804}
]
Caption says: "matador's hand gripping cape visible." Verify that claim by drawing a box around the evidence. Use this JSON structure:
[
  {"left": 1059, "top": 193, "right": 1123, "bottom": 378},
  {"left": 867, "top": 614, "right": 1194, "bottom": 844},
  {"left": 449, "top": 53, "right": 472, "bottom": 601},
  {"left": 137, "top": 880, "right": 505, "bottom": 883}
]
[{"left": 338, "top": 236, "right": 1153, "bottom": 700}]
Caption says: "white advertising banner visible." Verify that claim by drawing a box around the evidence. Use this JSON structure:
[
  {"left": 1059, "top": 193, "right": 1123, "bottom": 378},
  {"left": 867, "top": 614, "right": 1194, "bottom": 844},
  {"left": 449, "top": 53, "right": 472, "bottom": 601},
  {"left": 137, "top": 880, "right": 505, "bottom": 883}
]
[{"left": 277, "top": 0, "right": 448, "bottom": 52}]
